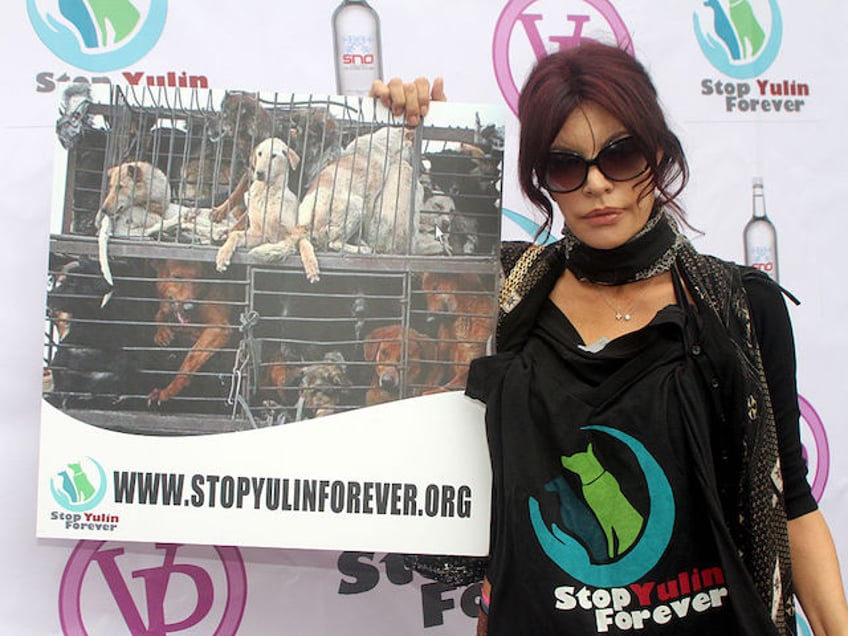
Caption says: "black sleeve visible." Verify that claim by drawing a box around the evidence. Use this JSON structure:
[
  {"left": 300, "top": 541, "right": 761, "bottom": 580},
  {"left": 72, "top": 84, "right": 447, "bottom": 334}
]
[{"left": 743, "top": 270, "right": 817, "bottom": 519}]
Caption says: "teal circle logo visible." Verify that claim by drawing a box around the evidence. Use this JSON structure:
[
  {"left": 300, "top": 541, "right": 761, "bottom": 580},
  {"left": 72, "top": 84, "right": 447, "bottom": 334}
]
[
  {"left": 27, "top": 0, "right": 167, "bottom": 72},
  {"left": 529, "top": 426, "right": 675, "bottom": 587},
  {"left": 50, "top": 457, "right": 107, "bottom": 512},
  {"left": 693, "top": 0, "right": 782, "bottom": 79}
]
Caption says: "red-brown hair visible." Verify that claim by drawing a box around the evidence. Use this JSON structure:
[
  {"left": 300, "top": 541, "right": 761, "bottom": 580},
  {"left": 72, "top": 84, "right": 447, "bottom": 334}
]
[{"left": 518, "top": 42, "right": 688, "bottom": 237}]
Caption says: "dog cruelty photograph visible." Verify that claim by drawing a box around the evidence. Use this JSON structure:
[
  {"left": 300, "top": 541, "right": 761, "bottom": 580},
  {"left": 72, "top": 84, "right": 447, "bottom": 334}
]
[{"left": 42, "top": 84, "right": 505, "bottom": 436}]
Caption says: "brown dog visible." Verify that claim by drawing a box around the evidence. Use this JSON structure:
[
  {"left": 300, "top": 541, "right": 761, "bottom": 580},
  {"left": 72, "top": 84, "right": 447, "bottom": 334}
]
[
  {"left": 297, "top": 351, "right": 353, "bottom": 418},
  {"left": 147, "top": 259, "right": 234, "bottom": 404},
  {"left": 261, "top": 349, "right": 352, "bottom": 421},
  {"left": 363, "top": 325, "right": 444, "bottom": 405},
  {"left": 419, "top": 272, "right": 494, "bottom": 390}
]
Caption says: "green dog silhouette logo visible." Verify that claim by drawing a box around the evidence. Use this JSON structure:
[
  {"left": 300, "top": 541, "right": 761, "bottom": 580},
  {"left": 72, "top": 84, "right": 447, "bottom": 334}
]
[{"left": 561, "top": 443, "right": 644, "bottom": 559}]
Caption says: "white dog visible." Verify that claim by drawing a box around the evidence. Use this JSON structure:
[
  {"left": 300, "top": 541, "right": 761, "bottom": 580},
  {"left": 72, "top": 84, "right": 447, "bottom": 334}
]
[
  {"left": 215, "top": 137, "right": 319, "bottom": 282},
  {"left": 297, "top": 126, "right": 425, "bottom": 255},
  {"left": 95, "top": 161, "right": 180, "bottom": 285}
]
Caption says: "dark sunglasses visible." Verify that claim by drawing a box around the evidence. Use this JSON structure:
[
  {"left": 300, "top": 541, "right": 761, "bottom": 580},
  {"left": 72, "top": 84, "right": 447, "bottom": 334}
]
[{"left": 542, "top": 136, "right": 649, "bottom": 193}]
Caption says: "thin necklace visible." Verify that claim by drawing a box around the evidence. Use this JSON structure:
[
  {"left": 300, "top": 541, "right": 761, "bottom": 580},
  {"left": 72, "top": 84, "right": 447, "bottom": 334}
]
[{"left": 595, "top": 284, "right": 646, "bottom": 321}]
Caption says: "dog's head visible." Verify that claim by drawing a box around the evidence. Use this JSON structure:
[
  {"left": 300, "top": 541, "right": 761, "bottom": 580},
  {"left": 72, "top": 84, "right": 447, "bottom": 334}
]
[
  {"left": 298, "top": 351, "right": 352, "bottom": 418},
  {"left": 251, "top": 137, "right": 300, "bottom": 183},
  {"left": 363, "top": 326, "right": 435, "bottom": 393},
  {"left": 213, "top": 91, "right": 273, "bottom": 143},
  {"left": 151, "top": 259, "right": 206, "bottom": 325},
  {"left": 48, "top": 257, "right": 113, "bottom": 340},
  {"left": 363, "top": 325, "right": 404, "bottom": 394},
  {"left": 97, "top": 161, "right": 170, "bottom": 222},
  {"left": 420, "top": 272, "right": 462, "bottom": 318}
]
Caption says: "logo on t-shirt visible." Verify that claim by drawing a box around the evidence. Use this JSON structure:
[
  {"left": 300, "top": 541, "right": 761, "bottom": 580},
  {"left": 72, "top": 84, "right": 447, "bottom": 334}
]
[
  {"left": 528, "top": 425, "right": 674, "bottom": 587},
  {"left": 529, "top": 426, "right": 731, "bottom": 631}
]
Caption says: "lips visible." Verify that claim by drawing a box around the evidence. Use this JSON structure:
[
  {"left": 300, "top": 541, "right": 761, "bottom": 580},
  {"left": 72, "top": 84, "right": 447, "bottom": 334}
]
[{"left": 582, "top": 207, "right": 623, "bottom": 226}]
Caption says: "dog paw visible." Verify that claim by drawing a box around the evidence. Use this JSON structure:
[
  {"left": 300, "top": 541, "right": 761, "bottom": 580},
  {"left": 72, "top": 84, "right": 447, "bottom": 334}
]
[
  {"left": 147, "top": 387, "right": 167, "bottom": 406},
  {"left": 305, "top": 268, "right": 320, "bottom": 284},
  {"left": 154, "top": 326, "right": 174, "bottom": 346},
  {"left": 209, "top": 206, "right": 228, "bottom": 224},
  {"left": 298, "top": 240, "right": 321, "bottom": 283},
  {"left": 422, "top": 386, "right": 450, "bottom": 396},
  {"left": 215, "top": 254, "right": 231, "bottom": 272}
]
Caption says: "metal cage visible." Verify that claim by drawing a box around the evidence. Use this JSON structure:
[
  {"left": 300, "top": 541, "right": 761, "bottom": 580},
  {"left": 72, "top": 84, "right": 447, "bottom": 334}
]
[{"left": 46, "top": 84, "right": 503, "bottom": 435}]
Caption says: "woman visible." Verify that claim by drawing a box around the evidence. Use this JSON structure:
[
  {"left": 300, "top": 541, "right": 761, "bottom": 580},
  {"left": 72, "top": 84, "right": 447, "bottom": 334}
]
[{"left": 372, "top": 42, "right": 848, "bottom": 635}]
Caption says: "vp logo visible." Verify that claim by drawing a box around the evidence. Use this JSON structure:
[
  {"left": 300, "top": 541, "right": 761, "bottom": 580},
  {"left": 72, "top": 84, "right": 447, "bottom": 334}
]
[
  {"left": 59, "top": 541, "right": 246, "bottom": 635},
  {"left": 493, "top": 0, "right": 634, "bottom": 115},
  {"left": 27, "top": 0, "right": 167, "bottom": 71},
  {"left": 693, "top": 0, "right": 782, "bottom": 79},
  {"left": 798, "top": 395, "right": 830, "bottom": 502}
]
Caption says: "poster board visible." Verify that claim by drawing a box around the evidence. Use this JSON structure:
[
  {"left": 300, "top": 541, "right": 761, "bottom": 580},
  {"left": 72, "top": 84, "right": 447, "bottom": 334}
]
[{"left": 36, "top": 85, "right": 504, "bottom": 552}]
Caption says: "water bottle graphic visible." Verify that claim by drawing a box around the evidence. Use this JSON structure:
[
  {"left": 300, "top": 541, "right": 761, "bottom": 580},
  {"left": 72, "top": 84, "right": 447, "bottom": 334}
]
[
  {"left": 744, "top": 177, "right": 779, "bottom": 282},
  {"left": 332, "top": 0, "right": 383, "bottom": 96}
]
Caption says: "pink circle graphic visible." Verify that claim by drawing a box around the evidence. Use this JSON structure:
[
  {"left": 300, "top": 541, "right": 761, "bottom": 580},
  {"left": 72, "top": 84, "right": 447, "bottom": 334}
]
[
  {"left": 59, "top": 541, "right": 247, "bottom": 635},
  {"left": 798, "top": 394, "right": 830, "bottom": 502},
  {"left": 493, "top": 0, "right": 634, "bottom": 115}
]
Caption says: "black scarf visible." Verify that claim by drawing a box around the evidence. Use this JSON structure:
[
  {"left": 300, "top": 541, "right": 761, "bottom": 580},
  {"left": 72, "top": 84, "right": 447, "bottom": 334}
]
[{"left": 563, "top": 209, "right": 683, "bottom": 285}]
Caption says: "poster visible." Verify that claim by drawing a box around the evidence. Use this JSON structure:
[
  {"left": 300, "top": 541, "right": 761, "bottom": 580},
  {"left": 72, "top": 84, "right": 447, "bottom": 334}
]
[{"left": 37, "top": 83, "right": 504, "bottom": 552}]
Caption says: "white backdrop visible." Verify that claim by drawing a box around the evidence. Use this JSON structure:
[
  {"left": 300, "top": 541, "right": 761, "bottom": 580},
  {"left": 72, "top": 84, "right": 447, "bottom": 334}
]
[{"left": 2, "top": 1, "right": 845, "bottom": 633}]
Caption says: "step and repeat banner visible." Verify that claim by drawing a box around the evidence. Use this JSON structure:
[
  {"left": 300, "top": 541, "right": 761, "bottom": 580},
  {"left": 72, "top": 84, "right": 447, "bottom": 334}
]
[{"left": 2, "top": 1, "right": 846, "bottom": 634}]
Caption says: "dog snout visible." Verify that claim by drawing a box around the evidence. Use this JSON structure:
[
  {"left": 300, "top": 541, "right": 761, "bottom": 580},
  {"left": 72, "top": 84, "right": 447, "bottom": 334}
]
[
  {"left": 207, "top": 120, "right": 223, "bottom": 143},
  {"left": 169, "top": 300, "right": 195, "bottom": 324},
  {"left": 378, "top": 369, "right": 399, "bottom": 389},
  {"left": 426, "top": 307, "right": 448, "bottom": 324}
]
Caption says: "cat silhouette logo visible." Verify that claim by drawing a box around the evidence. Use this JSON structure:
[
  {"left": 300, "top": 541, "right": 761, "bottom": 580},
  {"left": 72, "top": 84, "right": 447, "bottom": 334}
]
[
  {"left": 529, "top": 426, "right": 675, "bottom": 587},
  {"left": 693, "top": 0, "right": 783, "bottom": 79},
  {"left": 27, "top": 0, "right": 168, "bottom": 71},
  {"left": 51, "top": 457, "right": 107, "bottom": 512}
]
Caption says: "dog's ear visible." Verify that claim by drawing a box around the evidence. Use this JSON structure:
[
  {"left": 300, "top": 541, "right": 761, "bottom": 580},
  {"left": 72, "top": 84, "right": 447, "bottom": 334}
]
[
  {"left": 363, "top": 337, "right": 378, "bottom": 362},
  {"left": 122, "top": 163, "right": 147, "bottom": 184},
  {"left": 148, "top": 258, "right": 169, "bottom": 276},
  {"left": 286, "top": 146, "right": 300, "bottom": 170},
  {"left": 413, "top": 332, "right": 438, "bottom": 365},
  {"left": 458, "top": 273, "right": 485, "bottom": 290}
]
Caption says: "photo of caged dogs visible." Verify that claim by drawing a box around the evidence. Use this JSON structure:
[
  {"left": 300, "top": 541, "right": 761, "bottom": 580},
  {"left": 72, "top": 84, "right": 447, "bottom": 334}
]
[{"left": 44, "top": 84, "right": 503, "bottom": 434}]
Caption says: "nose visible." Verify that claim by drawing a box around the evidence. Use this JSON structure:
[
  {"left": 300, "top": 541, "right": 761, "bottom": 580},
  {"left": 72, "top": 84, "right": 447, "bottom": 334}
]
[{"left": 582, "top": 164, "right": 613, "bottom": 195}]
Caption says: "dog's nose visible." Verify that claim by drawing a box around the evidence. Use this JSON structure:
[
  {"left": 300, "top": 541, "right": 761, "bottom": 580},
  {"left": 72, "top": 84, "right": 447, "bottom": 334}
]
[{"left": 255, "top": 170, "right": 266, "bottom": 182}]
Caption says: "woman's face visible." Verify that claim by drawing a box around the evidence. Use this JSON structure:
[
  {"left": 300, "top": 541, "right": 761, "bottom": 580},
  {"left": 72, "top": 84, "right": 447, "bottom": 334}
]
[{"left": 548, "top": 102, "right": 655, "bottom": 250}]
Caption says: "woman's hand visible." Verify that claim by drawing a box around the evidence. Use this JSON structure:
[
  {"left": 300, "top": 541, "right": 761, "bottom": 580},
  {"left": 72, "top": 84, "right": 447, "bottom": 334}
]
[{"left": 369, "top": 77, "right": 446, "bottom": 127}]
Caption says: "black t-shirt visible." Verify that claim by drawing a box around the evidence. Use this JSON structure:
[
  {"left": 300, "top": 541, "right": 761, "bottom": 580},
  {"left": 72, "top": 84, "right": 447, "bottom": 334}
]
[{"left": 467, "top": 270, "right": 814, "bottom": 635}]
